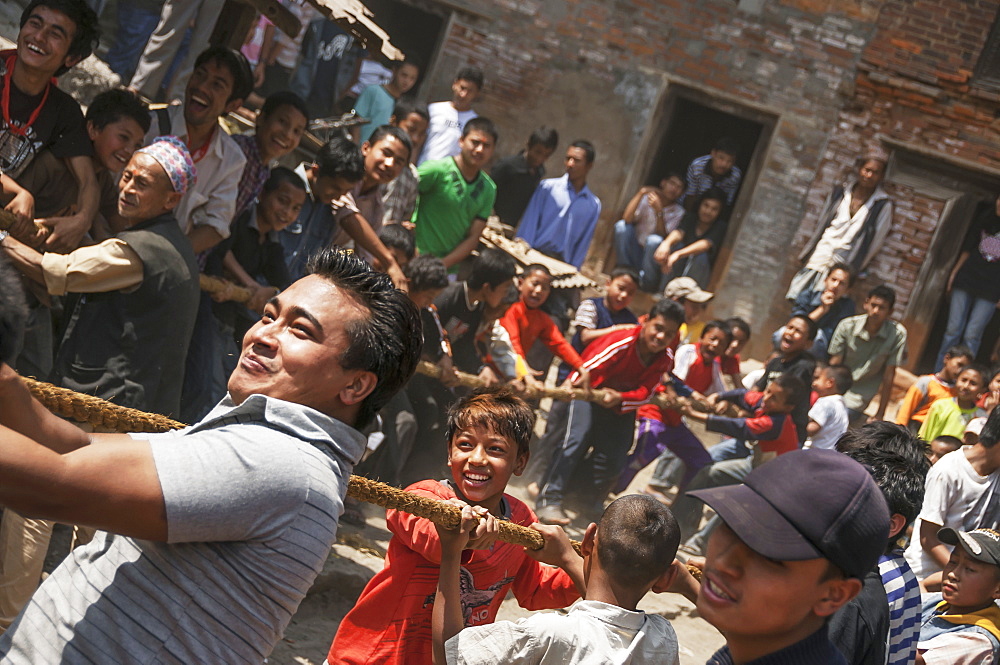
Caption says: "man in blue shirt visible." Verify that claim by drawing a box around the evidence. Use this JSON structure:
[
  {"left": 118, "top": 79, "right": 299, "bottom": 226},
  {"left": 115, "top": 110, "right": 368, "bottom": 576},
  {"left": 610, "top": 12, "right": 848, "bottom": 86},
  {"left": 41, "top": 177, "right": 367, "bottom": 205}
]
[{"left": 515, "top": 140, "right": 602, "bottom": 270}]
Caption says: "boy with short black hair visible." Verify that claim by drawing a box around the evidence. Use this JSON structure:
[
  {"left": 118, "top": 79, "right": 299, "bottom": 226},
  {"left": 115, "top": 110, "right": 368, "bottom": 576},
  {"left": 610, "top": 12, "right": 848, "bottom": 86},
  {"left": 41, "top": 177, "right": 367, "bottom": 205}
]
[
  {"left": 419, "top": 65, "right": 484, "bottom": 164},
  {"left": 918, "top": 364, "right": 988, "bottom": 442},
  {"left": 613, "top": 172, "right": 687, "bottom": 291},
  {"left": 378, "top": 222, "right": 416, "bottom": 270},
  {"left": 16, "top": 87, "right": 149, "bottom": 233},
  {"left": 670, "top": 448, "right": 891, "bottom": 664},
  {"left": 330, "top": 387, "right": 582, "bottom": 665},
  {"left": 842, "top": 443, "right": 929, "bottom": 665},
  {"left": 413, "top": 117, "right": 498, "bottom": 270},
  {"left": 499, "top": 264, "right": 589, "bottom": 391},
  {"left": 897, "top": 345, "right": 973, "bottom": 433},
  {"left": 1, "top": 0, "right": 101, "bottom": 253},
  {"left": 928, "top": 435, "right": 962, "bottom": 465},
  {"left": 829, "top": 284, "right": 908, "bottom": 425},
  {"left": 720, "top": 316, "right": 751, "bottom": 387},
  {"left": 490, "top": 126, "right": 559, "bottom": 228},
  {"left": 670, "top": 374, "right": 805, "bottom": 552},
  {"left": 432, "top": 494, "right": 682, "bottom": 665},
  {"left": 785, "top": 261, "right": 855, "bottom": 359},
  {"left": 280, "top": 136, "right": 364, "bottom": 278},
  {"left": 382, "top": 99, "right": 430, "bottom": 226},
  {"left": 916, "top": 527, "right": 1000, "bottom": 664},
  {"left": 806, "top": 364, "right": 853, "bottom": 450},
  {"left": 522, "top": 267, "right": 640, "bottom": 494},
  {"left": 145, "top": 45, "right": 254, "bottom": 253},
  {"left": 404, "top": 249, "right": 517, "bottom": 482},
  {"left": 536, "top": 298, "right": 685, "bottom": 525},
  {"left": 231, "top": 90, "right": 308, "bottom": 219}
]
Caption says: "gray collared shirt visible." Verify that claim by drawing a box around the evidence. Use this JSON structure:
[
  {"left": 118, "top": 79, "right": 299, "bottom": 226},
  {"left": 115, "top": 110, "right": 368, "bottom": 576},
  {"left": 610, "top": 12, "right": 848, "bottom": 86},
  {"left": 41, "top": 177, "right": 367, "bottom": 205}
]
[
  {"left": 829, "top": 315, "right": 908, "bottom": 411},
  {"left": 0, "top": 394, "right": 364, "bottom": 664}
]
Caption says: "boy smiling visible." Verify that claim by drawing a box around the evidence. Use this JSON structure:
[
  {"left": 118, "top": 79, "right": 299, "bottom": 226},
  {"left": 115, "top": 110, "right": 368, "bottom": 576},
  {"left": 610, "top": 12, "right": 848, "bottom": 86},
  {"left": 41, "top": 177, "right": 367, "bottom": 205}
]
[
  {"left": 330, "top": 387, "right": 581, "bottom": 665},
  {"left": 671, "top": 449, "right": 891, "bottom": 665}
]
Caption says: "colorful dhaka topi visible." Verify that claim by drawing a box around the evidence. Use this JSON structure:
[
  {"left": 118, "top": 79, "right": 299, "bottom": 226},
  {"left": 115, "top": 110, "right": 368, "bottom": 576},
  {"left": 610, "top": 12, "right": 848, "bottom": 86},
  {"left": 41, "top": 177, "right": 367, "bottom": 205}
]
[{"left": 137, "top": 136, "right": 196, "bottom": 194}]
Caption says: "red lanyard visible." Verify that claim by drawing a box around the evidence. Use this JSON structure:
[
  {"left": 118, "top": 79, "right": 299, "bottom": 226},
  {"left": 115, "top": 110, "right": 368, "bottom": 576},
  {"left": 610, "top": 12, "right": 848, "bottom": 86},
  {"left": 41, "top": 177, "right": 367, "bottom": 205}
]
[
  {"left": 189, "top": 129, "right": 214, "bottom": 164},
  {"left": 1, "top": 54, "right": 51, "bottom": 137}
]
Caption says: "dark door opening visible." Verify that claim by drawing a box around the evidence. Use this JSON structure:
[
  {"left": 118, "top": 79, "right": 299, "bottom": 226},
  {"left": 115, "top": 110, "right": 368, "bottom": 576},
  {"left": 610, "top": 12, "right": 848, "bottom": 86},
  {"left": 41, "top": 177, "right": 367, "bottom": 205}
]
[
  {"left": 646, "top": 98, "right": 762, "bottom": 203},
  {"left": 639, "top": 88, "right": 775, "bottom": 290},
  {"left": 360, "top": 0, "right": 446, "bottom": 89},
  {"left": 915, "top": 196, "right": 1000, "bottom": 372}
]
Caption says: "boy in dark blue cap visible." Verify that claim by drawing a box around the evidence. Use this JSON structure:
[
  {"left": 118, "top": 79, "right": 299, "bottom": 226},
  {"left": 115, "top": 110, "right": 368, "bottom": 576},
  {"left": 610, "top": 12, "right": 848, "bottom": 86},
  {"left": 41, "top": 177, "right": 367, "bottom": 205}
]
[{"left": 670, "top": 448, "right": 891, "bottom": 664}]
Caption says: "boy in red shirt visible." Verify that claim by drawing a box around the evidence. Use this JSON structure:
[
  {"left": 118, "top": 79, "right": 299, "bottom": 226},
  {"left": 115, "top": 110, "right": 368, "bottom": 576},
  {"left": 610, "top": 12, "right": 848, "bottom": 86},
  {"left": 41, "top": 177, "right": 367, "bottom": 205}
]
[
  {"left": 328, "top": 387, "right": 581, "bottom": 664},
  {"left": 535, "top": 298, "right": 685, "bottom": 525},
  {"left": 670, "top": 373, "right": 806, "bottom": 545},
  {"left": 499, "top": 264, "right": 589, "bottom": 391},
  {"left": 620, "top": 321, "right": 733, "bottom": 499}
]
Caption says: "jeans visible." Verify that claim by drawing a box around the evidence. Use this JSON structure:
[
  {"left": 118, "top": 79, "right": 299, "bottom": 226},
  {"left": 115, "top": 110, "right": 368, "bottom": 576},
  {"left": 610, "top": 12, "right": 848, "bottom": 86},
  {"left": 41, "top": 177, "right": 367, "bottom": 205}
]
[
  {"left": 936, "top": 288, "right": 996, "bottom": 370},
  {"left": 103, "top": 3, "right": 161, "bottom": 81},
  {"left": 523, "top": 400, "right": 570, "bottom": 486},
  {"left": 538, "top": 401, "right": 636, "bottom": 508},
  {"left": 612, "top": 220, "right": 667, "bottom": 292},
  {"left": 709, "top": 437, "right": 751, "bottom": 462}
]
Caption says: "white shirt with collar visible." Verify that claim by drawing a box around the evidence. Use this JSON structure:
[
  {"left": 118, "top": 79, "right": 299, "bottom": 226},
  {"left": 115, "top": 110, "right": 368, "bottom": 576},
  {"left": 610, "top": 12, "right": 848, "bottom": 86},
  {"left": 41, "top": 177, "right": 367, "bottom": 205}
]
[
  {"left": 444, "top": 600, "right": 680, "bottom": 665},
  {"left": 145, "top": 104, "right": 247, "bottom": 239}
]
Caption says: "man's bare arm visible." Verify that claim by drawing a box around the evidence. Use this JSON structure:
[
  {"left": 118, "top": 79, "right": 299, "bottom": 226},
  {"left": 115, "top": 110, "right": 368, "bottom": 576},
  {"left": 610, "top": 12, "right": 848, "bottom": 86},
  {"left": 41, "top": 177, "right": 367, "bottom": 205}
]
[
  {"left": 0, "top": 364, "right": 92, "bottom": 453},
  {"left": 442, "top": 218, "right": 486, "bottom": 269},
  {"left": 0, "top": 424, "right": 167, "bottom": 541},
  {"left": 0, "top": 235, "right": 45, "bottom": 285},
  {"left": 38, "top": 155, "right": 100, "bottom": 252},
  {"left": 187, "top": 225, "right": 225, "bottom": 254},
  {"left": 873, "top": 365, "right": 896, "bottom": 421},
  {"left": 340, "top": 213, "right": 408, "bottom": 289}
]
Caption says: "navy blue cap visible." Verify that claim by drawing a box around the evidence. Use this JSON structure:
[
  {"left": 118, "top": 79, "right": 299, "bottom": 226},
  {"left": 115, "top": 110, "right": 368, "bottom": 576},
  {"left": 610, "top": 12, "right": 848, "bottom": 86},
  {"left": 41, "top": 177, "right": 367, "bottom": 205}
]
[{"left": 689, "top": 449, "right": 890, "bottom": 579}]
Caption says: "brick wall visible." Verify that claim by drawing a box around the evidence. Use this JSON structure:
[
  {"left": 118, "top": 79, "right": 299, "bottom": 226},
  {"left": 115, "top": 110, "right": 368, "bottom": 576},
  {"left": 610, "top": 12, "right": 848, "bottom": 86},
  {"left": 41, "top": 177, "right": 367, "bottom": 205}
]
[
  {"left": 397, "top": 0, "right": 1000, "bottom": 363},
  {"left": 784, "top": 0, "right": 1000, "bottom": 365}
]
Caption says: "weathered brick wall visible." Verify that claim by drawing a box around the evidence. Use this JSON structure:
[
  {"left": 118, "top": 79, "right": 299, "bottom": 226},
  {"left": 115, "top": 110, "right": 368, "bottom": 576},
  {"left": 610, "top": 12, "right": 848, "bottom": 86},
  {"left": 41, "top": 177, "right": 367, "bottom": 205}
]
[
  {"left": 400, "top": 0, "right": 886, "bottom": 358},
  {"left": 785, "top": 0, "right": 1000, "bottom": 364}
]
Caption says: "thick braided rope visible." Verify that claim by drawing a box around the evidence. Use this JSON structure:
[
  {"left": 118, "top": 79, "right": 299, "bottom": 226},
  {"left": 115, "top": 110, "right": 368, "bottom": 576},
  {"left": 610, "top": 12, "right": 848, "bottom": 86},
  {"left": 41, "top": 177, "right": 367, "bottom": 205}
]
[
  {"left": 18, "top": 377, "right": 573, "bottom": 553},
  {"left": 21, "top": 377, "right": 705, "bottom": 578}
]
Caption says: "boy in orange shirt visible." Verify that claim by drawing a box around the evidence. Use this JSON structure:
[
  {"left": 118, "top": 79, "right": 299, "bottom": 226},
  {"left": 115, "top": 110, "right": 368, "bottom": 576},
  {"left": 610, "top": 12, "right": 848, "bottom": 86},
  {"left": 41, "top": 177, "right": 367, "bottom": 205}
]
[
  {"left": 328, "top": 387, "right": 582, "bottom": 664},
  {"left": 896, "top": 345, "right": 973, "bottom": 433},
  {"left": 499, "top": 264, "right": 590, "bottom": 391}
]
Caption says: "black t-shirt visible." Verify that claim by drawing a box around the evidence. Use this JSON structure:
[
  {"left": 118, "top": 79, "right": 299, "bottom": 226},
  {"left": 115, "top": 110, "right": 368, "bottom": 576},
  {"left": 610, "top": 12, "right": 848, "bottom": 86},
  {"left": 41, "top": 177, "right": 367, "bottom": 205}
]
[
  {"left": 490, "top": 152, "right": 544, "bottom": 227},
  {"left": 678, "top": 211, "right": 728, "bottom": 262},
  {"left": 0, "top": 53, "right": 91, "bottom": 179},
  {"left": 422, "top": 282, "right": 485, "bottom": 374},
  {"left": 207, "top": 209, "right": 291, "bottom": 336},
  {"left": 953, "top": 204, "right": 1000, "bottom": 302}
]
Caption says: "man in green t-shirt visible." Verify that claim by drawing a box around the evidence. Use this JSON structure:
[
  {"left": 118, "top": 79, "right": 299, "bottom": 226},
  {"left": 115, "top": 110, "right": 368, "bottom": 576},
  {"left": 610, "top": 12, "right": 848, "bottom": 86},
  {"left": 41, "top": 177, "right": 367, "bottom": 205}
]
[{"left": 413, "top": 117, "right": 498, "bottom": 270}]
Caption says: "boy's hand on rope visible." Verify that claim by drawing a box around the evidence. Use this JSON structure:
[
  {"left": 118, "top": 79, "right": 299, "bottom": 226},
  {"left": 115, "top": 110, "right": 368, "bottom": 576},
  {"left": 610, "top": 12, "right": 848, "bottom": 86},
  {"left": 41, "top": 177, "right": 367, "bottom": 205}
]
[
  {"left": 524, "top": 523, "right": 577, "bottom": 568},
  {"left": 434, "top": 500, "right": 498, "bottom": 552}
]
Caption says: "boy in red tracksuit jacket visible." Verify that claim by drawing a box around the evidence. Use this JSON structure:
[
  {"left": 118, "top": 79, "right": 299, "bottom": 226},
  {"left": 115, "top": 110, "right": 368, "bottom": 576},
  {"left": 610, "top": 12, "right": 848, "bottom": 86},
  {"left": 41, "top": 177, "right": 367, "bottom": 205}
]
[
  {"left": 329, "top": 387, "right": 581, "bottom": 664},
  {"left": 534, "top": 298, "right": 686, "bottom": 525},
  {"left": 499, "top": 264, "right": 589, "bottom": 390}
]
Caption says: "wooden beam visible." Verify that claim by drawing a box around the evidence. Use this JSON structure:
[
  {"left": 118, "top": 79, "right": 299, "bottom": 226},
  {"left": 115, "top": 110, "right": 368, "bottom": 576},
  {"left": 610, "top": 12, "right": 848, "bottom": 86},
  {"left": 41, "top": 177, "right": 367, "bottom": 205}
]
[{"left": 243, "top": 0, "right": 303, "bottom": 38}]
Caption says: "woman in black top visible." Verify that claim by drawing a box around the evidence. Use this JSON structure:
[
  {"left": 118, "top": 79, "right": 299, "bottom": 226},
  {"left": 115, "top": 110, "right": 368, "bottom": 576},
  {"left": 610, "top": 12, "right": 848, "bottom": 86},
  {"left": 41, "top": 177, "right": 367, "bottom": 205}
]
[
  {"left": 651, "top": 187, "right": 728, "bottom": 288},
  {"left": 936, "top": 194, "right": 1000, "bottom": 369}
]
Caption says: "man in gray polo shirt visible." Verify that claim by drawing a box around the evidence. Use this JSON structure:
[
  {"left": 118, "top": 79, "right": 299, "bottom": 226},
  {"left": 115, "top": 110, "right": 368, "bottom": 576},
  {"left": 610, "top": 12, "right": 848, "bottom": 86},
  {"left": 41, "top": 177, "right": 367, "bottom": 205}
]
[
  {"left": 829, "top": 284, "right": 908, "bottom": 426},
  {"left": 0, "top": 249, "right": 422, "bottom": 663}
]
